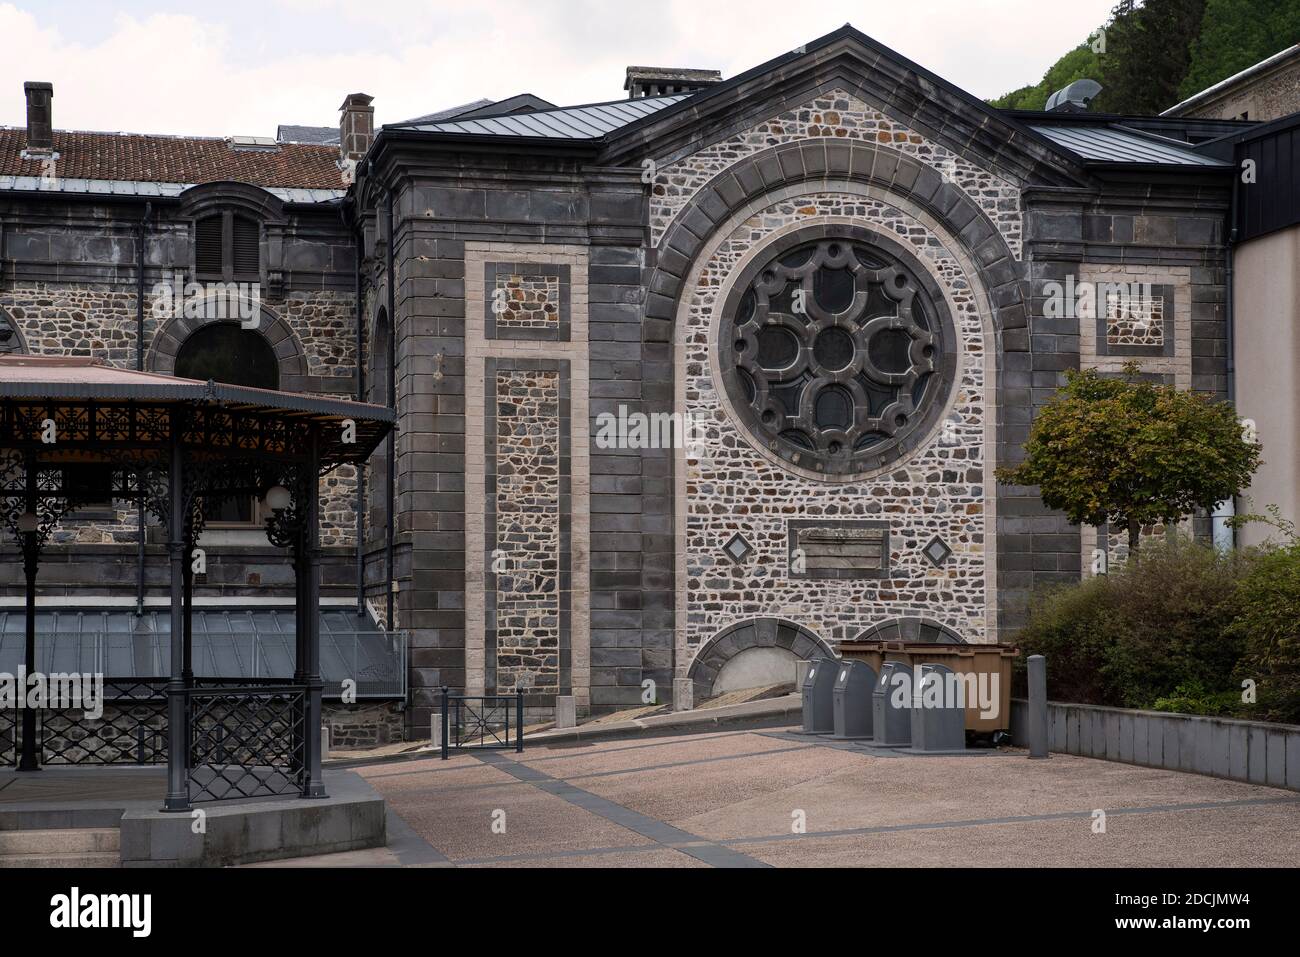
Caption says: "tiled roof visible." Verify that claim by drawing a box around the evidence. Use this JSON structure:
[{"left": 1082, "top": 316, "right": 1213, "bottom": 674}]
[{"left": 0, "top": 128, "right": 346, "bottom": 189}]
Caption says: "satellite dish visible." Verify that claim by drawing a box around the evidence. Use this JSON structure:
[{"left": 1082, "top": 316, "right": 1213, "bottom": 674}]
[{"left": 1046, "top": 79, "right": 1103, "bottom": 112}]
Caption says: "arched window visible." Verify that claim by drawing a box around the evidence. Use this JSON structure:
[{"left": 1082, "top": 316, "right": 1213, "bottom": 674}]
[
  {"left": 369, "top": 308, "right": 390, "bottom": 406},
  {"left": 175, "top": 322, "right": 279, "bottom": 390},
  {"left": 176, "top": 323, "right": 279, "bottom": 524}
]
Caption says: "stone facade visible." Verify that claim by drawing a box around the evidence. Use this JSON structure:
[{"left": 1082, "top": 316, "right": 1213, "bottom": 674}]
[
  {"left": 680, "top": 191, "right": 994, "bottom": 653},
  {"left": 3, "top": 27, "right": 1241, "bottom": 737}
]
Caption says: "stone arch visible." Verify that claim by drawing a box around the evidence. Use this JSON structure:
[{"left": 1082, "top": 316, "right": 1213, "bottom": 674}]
[
  {"left": 645, "top": 139, "right": 1028, "bottom": 349},
  {"left": 0, "top": 306, "right": 28, "bottom": 355},
  {"left": 148, "top": 302, "right": 308, "bottom": 393},
  {"left": 687, "top": 618, "right": 836, "bottom": 698},
  {"left": 851, "top": 617, "right": 969, "bottom": 644}
]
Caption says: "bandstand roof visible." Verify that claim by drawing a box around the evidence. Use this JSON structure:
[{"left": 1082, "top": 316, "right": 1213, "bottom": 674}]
[{"left": 0, "top": 356, "right": 393, "bottom": 464}]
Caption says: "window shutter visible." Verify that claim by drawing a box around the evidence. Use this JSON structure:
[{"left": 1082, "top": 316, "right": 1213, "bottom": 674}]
[
  {"left": 195, "top": 216, "right": 223, "bottom": 275},
  {"left": 232, "top": 217, "right": 260, "bottom": 276}
]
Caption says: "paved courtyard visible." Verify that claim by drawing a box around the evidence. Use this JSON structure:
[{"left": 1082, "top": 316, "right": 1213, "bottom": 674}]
[{"left": 265, "top": 725, "right": 1300, "bottom": 868}]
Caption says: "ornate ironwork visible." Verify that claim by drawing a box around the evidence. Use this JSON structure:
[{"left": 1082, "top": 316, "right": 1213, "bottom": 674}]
[
  {"left": 40, "top": 680, "right": 168, "bottom": 766},
  {"left": 0, "top": 706, "right": 16, "bottom": 767},
  {"left": 186, "top": 684, "right": 307, "bottom": 803},
  {"left": 440, "top": 690, "right": 525, "bottom": 759},
  {"left": 719, "top": 235, "right": 956, "bottom": 476}
]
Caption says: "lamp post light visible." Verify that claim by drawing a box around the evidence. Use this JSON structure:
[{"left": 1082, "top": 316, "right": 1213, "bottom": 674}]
[{"left": 264, "top": 485, "right": 291, "bottom": 512}]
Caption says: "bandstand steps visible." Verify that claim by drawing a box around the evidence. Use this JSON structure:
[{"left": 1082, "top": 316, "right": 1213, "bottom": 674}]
[{"left": 0, "top": 827, "right": 121, "bottom": 867}]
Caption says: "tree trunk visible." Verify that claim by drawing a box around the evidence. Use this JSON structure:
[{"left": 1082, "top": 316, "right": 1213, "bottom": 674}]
[{"left": 1128, "top": 517, "right": 1141, "bottom": 559}]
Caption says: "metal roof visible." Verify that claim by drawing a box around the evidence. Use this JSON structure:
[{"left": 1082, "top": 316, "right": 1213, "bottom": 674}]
[
  {"left": 0, "top": 356, "right": 393, "bottom": 463},
  {"left": 391, "top": 93, "right": 688, "bottom": 139},
  {"left": 1029, "top": 123, "right": 1230, "bottom": 167},
  {"left": 0, "top": 356, "right": 391, "bottom": 420},
  {"left": 0, "top": 608, "right": 405, "bottom": 698},
  {"left": 0, "top": 174, "right": 343, "bottom": 204}
]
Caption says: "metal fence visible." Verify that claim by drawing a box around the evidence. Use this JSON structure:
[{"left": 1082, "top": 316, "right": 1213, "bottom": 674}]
[
  {"left": 186, "top": 683, "right": 308, "bottom": 803},
  {"left": 441, "top": 690, "right": 525, "bottom": 759}
]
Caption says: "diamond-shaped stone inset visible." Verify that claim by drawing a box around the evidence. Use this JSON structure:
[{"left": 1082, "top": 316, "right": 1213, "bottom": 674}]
[
  {"left": 922, "top": 536, "right": 952, "bottom": 568},
  {"left": 724, "top": 533, "right": 754, "bottom": 565}
]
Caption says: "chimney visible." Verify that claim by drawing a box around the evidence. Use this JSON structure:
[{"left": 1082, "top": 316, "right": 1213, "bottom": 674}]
[
  {"left": 624, "top": 67, "right": 722, "bottom": 100},
  {"left": 23, "top": 81, "right": 54, "bottom": 153},
  {"left": 338, "top": 93, "right": 375, "bottom": 164}
]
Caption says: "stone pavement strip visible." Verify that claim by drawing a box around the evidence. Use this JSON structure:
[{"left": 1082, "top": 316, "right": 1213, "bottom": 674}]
[{"left": 472, "top": 750, "right": 769, "bottom": 868}]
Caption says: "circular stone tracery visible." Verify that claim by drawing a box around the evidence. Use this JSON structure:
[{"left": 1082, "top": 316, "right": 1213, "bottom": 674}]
[{"left": 720, "top": 230, "right": 957, "bottom": 477}]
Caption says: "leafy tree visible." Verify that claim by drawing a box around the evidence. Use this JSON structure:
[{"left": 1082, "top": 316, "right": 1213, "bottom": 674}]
[
  {"left": 1178, "top": 0, "right": 1300, "bottom": 100},
  {"left": 997, "top": 365, "right": 1262, "bottom": 555},
  {"left": 1092, "top": 0, "right": 1208, "bottom": 114}
]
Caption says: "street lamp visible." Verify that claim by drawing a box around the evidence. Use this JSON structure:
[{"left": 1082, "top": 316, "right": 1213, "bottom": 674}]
[
  {"left": 264, "top": 485, "right": 291, "bottom": 512},
  {"left": 16, "top": 510, "right": 38, "bottom": 534}
]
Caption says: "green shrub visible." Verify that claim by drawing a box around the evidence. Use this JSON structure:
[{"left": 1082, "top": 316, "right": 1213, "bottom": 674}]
[
  {"left": 1227, "top": 543, "right": 1300, "bottom": 723},
  {"left": 1015, "top": 538, "right": 1248, "bottom": 710}
]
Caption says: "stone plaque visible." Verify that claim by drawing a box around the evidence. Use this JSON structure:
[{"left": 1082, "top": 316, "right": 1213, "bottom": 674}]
[{"left": 788, "top": 520, "right": 890, "bottom": 580}]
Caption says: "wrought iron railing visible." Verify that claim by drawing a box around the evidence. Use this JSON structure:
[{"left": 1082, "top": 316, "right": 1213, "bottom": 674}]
[
  {"left": 39, "top": 678, "right": 168, "bottom": 766},
  {"left": 0, "top": 706, "right": 15, "bottom": 767},
  {"left": 440, "top": 689, "right": 525, "bottom": 759},
  {"left": 186, "top": 683, "right": 307, "bottom": 804}
]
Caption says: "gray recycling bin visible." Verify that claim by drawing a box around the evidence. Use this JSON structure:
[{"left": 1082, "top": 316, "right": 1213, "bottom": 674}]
[
  {"left": 872, "top": 661, "right": 913, "bottom": 747},
  {"left": 832, "top": 660, "right": 877, "bottom": 740},
  {"left": 800, "top": 658, "right": 837, "bottom": 735},
  {"left": 909, "top": 663, "right": 967, "bottom": 752}
]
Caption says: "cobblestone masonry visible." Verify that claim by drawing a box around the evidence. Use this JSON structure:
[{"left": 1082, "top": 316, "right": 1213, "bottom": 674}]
[
  {"left": 0, "top": 282, "right": 359, "bottom": 546},
  {"left": 493, "top": 368, "right": 562, "bottom": 694},
  {"left": 650, "top": 90, "right": 1023, "bottom": 259},
  {"left": 1107, "top": 290, "right": 1165, "bottom": 348},
  {"left": 495, "top": 274, "right": 561, "bottom": 331},
  {"left": 682, "top": 191, "right": 992, "bottom": 654}
]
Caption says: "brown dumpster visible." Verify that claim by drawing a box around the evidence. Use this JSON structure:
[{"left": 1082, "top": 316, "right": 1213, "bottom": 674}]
[{"left": 839, "top": 641, "right": 1018, "bottom": 734}]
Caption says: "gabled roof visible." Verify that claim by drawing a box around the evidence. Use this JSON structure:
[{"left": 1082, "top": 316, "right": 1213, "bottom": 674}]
[{"left": 0, "top": 128, "right": 346, "bottom": 189}]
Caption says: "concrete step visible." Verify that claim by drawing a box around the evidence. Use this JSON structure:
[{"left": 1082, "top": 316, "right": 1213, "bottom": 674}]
[
  {"left": 0, "top": 828, "right": 120, "bottom": 855},
  {"left": 0, "top": 851, "right": 120, "bottom": 868}
]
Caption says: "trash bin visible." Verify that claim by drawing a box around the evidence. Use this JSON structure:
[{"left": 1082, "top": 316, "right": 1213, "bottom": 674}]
[
  {"left": 841, "top": 641, "right": 1017, "bottom": 735},
  {"left": 909, "top": 663, "right": 966, "bottom": 752},
  {"left": 800, "top": 657, "right": 837, "bottom": 735},
  {"left": 872, "top": 661, "right": 913, "bottom": 747},
  {"left": 832, "top": 660, "right": 876, "bottom": 740}
]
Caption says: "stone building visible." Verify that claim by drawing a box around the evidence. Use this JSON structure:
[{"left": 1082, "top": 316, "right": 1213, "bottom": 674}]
[
  {"left": 1, "top": 26, "right": 1257, "bottom": 739},
  {"left": 1164, "top": 44, "right": 1300, "bottom": 123}
]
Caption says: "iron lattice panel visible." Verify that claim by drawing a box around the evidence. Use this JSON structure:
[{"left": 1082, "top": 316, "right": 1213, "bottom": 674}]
[
  {"left": 441, "top": 694, "right": 525, "bottom": 757},
  {"left": 187, "top": 686, "right": 307, "bottom": 803},
  {"left": 40, "top": 680, "right": 169, "bottom": 766},
  {"left": 0, "top": 707, "right": 15, "bottom": 767}
]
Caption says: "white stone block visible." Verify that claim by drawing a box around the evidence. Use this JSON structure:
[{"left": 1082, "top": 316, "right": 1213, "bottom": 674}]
[
  {"left": 673, "top": 678, "right": 695, "bottom": 712},
  {"left": 555, "top": 695, "right": 577, "bottom": 730}
]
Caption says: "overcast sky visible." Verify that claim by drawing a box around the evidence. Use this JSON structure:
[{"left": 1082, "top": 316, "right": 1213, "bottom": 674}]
[{"left": 0, "top": 0, "right": 1118, "bottom": 138}]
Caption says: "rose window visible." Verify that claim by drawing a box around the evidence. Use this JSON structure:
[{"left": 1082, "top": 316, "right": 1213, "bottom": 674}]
[{"left": 719, "top": 234, "right": 954, "bottom": 476}]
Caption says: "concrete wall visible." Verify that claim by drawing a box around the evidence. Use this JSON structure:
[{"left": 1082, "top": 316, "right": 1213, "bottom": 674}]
[
  {"left": 1234, "top": 227, "right": 1300, "bottom": 547},
  {"left": 1010, "top": 699, "right": 1300, "bottom": 790}
]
